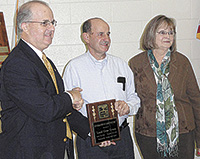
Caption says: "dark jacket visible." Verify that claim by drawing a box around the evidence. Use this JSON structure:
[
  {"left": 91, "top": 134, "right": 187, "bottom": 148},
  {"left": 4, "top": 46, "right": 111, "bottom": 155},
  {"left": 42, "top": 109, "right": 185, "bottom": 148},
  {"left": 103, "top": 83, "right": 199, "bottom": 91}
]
[
  {"left": 129, "top": 51, "right": 200, "bottom": 147},
  {"left": 0, "top": 39, "right": 89, "bottom": 159}
]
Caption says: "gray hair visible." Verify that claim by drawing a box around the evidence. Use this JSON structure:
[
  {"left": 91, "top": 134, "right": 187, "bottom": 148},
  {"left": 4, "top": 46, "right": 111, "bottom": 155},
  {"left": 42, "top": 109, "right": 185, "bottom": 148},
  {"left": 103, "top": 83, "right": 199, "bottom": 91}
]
[{"left": 17, "top": 0, "right": 49, "bottom": 34}]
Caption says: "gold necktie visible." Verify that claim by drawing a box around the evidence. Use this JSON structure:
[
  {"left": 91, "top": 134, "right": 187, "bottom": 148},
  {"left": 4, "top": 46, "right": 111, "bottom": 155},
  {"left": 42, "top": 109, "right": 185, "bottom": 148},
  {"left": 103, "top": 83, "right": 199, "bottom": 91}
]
[
  {"left": 42, "top": 53, "right": 59, "bottom": 94},
  {"left": 42, "top": 53, "right": 72, "bottom": 140}
]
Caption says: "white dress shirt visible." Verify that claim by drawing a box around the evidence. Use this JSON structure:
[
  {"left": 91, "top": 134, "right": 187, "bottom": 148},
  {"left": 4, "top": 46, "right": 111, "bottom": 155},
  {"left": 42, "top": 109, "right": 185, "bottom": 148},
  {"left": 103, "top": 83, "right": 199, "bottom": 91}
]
[{"left": 63, "top": 51, "right": 140, "bottom": 126}]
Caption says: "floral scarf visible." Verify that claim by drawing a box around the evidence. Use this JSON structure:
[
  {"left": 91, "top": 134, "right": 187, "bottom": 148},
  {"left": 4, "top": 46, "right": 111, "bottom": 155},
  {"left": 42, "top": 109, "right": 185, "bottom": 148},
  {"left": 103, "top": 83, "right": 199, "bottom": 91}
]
[{"left": 148, "top": 50, "right": 179, "bottom": 157}]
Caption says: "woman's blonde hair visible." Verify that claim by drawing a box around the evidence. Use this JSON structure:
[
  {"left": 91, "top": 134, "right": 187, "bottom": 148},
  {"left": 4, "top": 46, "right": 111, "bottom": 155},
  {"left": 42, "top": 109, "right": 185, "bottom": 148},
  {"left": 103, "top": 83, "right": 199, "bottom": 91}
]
[{"left": 140, "top": 15, "right": 176, "bottom": 53}]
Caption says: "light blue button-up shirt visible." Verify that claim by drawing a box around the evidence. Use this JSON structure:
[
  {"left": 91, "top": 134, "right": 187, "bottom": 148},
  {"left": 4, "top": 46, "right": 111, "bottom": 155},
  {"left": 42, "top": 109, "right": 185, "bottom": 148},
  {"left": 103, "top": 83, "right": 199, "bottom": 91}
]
[{"left": 63, "top": 51, "right": 140, "bottom": 126}]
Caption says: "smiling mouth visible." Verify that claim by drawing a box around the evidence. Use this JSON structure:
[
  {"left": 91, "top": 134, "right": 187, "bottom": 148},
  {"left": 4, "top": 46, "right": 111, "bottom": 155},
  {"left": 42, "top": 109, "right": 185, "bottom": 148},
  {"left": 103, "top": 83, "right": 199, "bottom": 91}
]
[
  {"left": 163, "top": 40, "right": 171, "bottom": 43},
  {"left": 101, "top": 41, "right": 110, "bottom": 46}
]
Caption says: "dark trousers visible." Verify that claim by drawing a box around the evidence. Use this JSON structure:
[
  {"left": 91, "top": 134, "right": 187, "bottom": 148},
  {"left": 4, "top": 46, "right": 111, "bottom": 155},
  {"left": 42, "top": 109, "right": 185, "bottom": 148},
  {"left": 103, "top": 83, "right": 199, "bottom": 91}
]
[
  {"left": 135, "top": 131, "right": 195, "bottom": 159},
  {"left": 76, "top": 126, "right": 134, "bottom": 159}
]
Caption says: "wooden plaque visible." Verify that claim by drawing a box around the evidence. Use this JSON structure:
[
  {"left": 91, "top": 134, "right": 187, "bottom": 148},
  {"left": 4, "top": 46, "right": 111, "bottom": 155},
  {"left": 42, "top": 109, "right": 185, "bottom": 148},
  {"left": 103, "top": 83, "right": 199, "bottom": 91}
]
[
  {"left": 86, "top": 99, "right": 120, "bottom": 146},
  {"left": 0, "top": 12, "right": 10, "bottom": 67},
  {"left": 0, "top": 12, "right": 10, "bottom": 133}
]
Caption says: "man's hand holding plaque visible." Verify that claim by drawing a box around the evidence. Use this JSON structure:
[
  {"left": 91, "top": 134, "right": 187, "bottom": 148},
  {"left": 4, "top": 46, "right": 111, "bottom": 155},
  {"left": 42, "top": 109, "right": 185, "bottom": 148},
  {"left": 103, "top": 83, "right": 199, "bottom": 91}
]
[{"left": 115, "top": 100, "right": 130, "bottom": 116}]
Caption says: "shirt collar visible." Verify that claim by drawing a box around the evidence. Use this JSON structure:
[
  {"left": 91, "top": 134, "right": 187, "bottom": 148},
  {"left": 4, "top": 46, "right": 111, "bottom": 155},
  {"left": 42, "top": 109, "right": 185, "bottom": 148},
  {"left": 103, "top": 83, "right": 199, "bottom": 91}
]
[
  {"left": 87, "top": 51, "right": 108, "bottom": 64},
  {"left": 21, "top": 39, "right": 43, "bottom": 61}
]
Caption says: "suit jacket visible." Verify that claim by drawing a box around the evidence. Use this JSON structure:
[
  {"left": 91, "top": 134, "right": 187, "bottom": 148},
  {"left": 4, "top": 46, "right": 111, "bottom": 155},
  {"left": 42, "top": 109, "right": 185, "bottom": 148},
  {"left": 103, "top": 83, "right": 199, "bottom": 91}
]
[
  {"left": 129, "top": 51, "right": 200, "bottom": 147},
  {"left": 0, "top": 39, "right": 89, "bottom": 159}
]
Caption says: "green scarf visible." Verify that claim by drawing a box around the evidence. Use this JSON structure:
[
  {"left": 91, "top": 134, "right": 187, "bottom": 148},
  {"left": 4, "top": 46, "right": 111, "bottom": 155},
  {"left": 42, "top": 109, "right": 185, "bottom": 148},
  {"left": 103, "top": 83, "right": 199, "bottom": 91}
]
[{"left": 148, "top": 50, "right": 179, "bottom": 157}]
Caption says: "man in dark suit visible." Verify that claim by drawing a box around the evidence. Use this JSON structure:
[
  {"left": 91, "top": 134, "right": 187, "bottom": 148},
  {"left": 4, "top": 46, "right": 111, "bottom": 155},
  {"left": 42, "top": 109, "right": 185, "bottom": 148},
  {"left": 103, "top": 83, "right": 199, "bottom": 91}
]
[{"left": 0, "top": 1, "right": 89, "bottom": 159}]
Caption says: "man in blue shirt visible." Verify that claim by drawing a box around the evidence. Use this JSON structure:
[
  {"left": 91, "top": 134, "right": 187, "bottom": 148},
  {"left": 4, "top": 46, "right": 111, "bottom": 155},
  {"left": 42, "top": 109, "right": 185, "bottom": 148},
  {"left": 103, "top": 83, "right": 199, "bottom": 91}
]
[{"left": 63, "top": 17, "right": 140, "bottom": 159}]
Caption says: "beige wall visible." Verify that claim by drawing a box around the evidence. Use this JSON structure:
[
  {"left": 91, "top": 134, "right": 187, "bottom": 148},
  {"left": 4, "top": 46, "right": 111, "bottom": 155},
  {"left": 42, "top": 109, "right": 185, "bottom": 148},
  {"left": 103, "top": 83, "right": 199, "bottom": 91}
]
[{"left": 0, "top": 0, "right": 200, "bottom": 158}]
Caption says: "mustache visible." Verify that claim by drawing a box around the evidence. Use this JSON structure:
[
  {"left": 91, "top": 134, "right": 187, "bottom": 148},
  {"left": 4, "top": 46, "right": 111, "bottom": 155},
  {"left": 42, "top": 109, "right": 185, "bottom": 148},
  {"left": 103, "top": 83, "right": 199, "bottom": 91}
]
[{"left": 101, "top": 41, "right": 110, "bottom": 45}]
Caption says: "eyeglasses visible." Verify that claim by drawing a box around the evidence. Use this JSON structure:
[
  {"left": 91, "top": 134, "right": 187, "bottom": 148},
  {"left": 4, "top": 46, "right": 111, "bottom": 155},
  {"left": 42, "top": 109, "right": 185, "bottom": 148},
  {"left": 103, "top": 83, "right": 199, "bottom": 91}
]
[
  {"left": 157, "top": 30, "right": 175, "bottom": 36},
  {"left": 25, "top": 20, "right": 57, "bottom": 27}
]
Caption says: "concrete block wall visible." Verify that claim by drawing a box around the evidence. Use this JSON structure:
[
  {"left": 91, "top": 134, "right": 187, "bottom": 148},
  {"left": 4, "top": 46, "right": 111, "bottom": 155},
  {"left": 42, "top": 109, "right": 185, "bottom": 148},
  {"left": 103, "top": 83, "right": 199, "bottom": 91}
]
[{"left": 0, "top": 0, "right": 200, "bottom": 158}]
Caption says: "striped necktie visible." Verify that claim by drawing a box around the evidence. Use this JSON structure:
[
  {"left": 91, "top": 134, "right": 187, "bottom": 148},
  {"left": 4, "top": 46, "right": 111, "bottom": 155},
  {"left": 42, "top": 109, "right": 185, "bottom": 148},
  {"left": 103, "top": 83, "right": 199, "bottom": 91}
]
[{"left": 42, "top": 53, "right": 72, "bottom": 140}]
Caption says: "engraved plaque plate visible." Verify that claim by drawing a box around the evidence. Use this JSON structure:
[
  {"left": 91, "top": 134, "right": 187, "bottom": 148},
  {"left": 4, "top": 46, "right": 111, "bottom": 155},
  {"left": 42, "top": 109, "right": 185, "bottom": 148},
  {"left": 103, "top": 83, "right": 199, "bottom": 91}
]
[
  {"left": 0, "top": 12, "right": 10, "bottom": 67},
  {"left": 86, "top": 99, "right": 120, "bottom": 146}
]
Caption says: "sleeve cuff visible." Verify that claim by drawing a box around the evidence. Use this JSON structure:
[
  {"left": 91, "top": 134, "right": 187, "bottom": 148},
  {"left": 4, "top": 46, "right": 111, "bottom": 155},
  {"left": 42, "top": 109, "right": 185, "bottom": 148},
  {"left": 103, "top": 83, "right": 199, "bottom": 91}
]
[{"left": 66, "top": 91, "right": 73, "bottom": 104}]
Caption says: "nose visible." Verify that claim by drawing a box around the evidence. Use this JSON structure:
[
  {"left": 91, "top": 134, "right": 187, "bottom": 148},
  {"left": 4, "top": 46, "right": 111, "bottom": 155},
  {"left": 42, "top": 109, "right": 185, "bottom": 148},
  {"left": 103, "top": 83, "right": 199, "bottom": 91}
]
[
  {"left": 164, "top": 33, "right": 170, "bottom": 38},
  {"left": 103, "top": 34, "right": 110, "bottom": 42},
  {"left": 104, "top": 33, "right": 108, "bottom": 38},
  {"left": 47, "top": 24, "right": 55, "bottom": 31}
]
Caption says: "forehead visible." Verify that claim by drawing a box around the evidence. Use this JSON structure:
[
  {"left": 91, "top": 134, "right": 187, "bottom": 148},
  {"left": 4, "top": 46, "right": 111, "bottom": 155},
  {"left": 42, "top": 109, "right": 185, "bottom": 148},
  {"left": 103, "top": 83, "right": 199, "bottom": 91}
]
[
  {"left": 157, "top": 22, "right": 173, "bottom": 30},
  {"left": 30, "top": 3, "right": 53, "bottom": 20},
  {"left": 91, "top": 19, "right": 110, "bottom": 32}
]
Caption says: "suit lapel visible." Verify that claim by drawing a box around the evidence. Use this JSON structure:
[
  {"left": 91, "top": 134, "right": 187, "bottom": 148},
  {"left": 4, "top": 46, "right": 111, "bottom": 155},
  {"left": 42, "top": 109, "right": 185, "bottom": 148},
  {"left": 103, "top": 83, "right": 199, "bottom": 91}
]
[{"left": 18, "top": 39, "right": 53, "bottom": 84}]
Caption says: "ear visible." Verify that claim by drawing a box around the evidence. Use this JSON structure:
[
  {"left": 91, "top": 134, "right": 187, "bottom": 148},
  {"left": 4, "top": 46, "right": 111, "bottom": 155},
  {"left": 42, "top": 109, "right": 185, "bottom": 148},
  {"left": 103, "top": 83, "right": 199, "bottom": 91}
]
[
  {"left": 82, "top": 32, "right": 90, "bottom": 44},
  {"left": 21, "top": 22, "right": 29, "bottom": 33}
]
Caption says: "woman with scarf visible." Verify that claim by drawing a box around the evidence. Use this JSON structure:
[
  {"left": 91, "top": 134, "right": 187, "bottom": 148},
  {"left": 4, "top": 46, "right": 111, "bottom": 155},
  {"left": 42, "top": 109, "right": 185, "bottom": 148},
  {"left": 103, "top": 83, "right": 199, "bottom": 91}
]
[{"left": 129, "top": 15, "right": 200, "bottom": 159}]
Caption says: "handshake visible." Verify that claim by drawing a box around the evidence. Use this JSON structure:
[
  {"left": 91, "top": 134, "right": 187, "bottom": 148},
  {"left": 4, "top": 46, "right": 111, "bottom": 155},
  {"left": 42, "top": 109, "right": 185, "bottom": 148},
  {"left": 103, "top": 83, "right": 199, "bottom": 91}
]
[
  {"left": 68, "top": 87, "right": 130, "bottom": 116},
  {"left": 67, "top": 87, "right": 84, "bottom": 110}
]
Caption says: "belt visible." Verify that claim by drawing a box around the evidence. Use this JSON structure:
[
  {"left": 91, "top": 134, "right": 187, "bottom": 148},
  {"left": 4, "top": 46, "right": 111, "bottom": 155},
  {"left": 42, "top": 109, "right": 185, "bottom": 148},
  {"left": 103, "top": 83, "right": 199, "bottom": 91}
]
[{"left": 119, "top": 119, "right": 129, "bottom": 131}]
